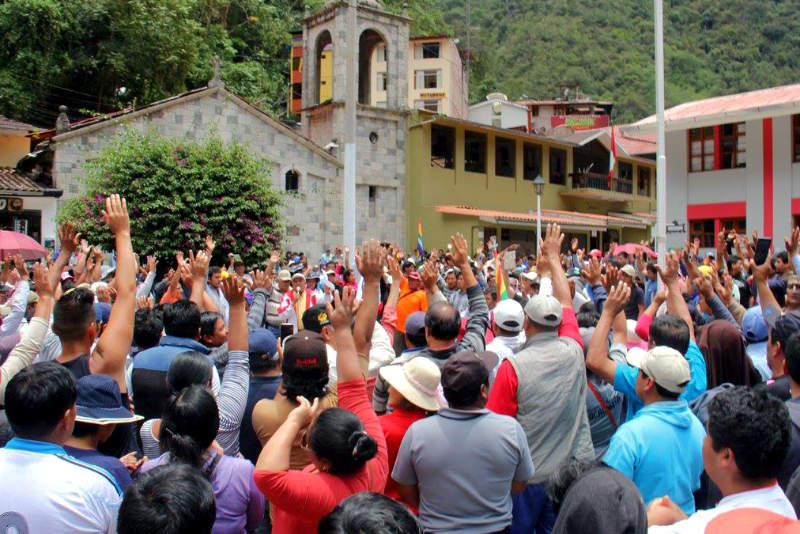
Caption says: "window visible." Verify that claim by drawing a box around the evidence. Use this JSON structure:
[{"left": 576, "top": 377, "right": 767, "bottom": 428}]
[
  {"left": 549, "top": 147, "right": 566, "bottom": 185},
  {"left": 689, "top": 127, "right": 715, "bottom": 172},
  {"left": 637, "top": 166, "right": 651, "bottom": 196},
  {"left": 617, "top": 162, "right": 633, "bottom": 194},
  {"left": 292, "top": 56, "right": 301, "bottom": 70},
  {"left": 422, "top": 42, "right": 440, "bottom": 58},
  {"left": 376, "top": 44, "right": 386, "bottom": 63},
  {"left": 291, "top": 83, "right": 302, "bottom": 100},
  {"left": 465, "top": 131, "right": 487, "bottom": 173},
  {"left": 523, "top": 143, "right": 542, "bottom": 181},
  {"left": 376, "top": 72, "right": 387, "bottom": 92},
  {"left": 368, "top": 186, "right": 377, "bottom": 217},
  {"left": 415, "top": 70, "right": 441, "bottom": 89},
  {"left": 415, "top": 42, "right": 440, "bottom": 59},
  {"left": 414, "top": 99, "right": 439, "bottom": 113},
  {"left": 431, "top": 125, "right": 455, "bottom": 169},
  {"left": 721, "top": 122, "right": 746, "bottom": 169},
  {"left": 719, "top": 218, "right": 745, "bottom": 235},
  {"left": 691, "top": 219, "right": 715, "bottom": 248},
  {"left": 794, "top": 115, "right": 800, "bottom": 162},
  {"left": 495, "top": 137, "right": 515, "bottom": 177},
  {"left": 285, "top": 170, "right": 299, "bottom": 191}
]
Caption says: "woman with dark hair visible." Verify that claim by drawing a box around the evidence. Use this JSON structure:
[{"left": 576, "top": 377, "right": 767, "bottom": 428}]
[
  {"left": 698, "top": 320, "right": 762, "bottom": 388},
  {"left": 138, "top": 385, "right": 265, "bottom": 534},
  {"left": 252, "top": 331, "right": 337, "bottom": 470},
  {"left": 318, "top": 492, "right": 422, "bottom": 534},
  {"left": 139, "top": 277, "right": 251, "bottom": 458},
  {"left": 254, "top": 245, "right": 389, "bottom": 534}
]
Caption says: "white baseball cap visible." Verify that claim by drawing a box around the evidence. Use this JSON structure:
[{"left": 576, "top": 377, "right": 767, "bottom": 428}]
[
  {"left": 493, "top": 299, "right": 525, "bottom": 333},
  {"left": 523, "top": 294, "right": 563, "bottom": 327},
  {"left": 625, "top": 346, "right": 690, "bottom": 394},
  {"left": 620, "top": 264, "right": 637, "bottom": 278}
]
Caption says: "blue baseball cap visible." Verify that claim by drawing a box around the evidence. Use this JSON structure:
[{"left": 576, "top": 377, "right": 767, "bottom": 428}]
[
  {"left": 249, "top": 328, "right": 278, "bottom": 357},
  {"left": 742, "top": 306, "right": 768, "bottom": 343},
  {"left": 94, "top": 302, "right": 111, "bottom": 324}
]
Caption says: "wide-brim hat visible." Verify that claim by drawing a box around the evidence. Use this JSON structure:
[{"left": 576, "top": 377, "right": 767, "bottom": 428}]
[
  {"left": 379, "top": 358, "right": 441, "bottom": 412},
  {"left": 75, "top": 374, "right": 143, "bottom": 425}
]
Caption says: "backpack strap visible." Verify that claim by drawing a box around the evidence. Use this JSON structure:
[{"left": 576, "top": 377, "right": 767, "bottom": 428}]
[{"left": 587, "top": 379, "right": 618, "bottom": 429}]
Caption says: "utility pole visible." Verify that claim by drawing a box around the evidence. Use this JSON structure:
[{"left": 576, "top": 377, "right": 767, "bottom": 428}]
[
  {"left": 343, "top": 0, "right": 358, "bottom": 252},
  {"left": 654, "top": 0, "right": 667, "bottom": 267}
]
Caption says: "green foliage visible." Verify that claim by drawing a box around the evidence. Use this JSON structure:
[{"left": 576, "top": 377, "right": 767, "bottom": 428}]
[{"left": 58, "top": 129, "right": 283, "bottom": 265}]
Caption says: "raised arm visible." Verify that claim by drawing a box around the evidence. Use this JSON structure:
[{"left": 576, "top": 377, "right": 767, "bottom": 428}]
[
  {"left": 658, "top": 251, "right": 696, "bottom": 341},
  {"left": 189, "top": 249, "right": 211, "bottom": 311},
  {"left": 451, "top": 233, "right": 489, "bottom": 351},
  {"left": 754, "top": 250, "right": 782, "bottom": 327},
  {"left": 541, "top": 224, "right": 571, "bottom": 308},
  {"left": 586, "top": 282, "right": 631, "bottom": 385},
  {"left": 380, "top": 255, "right": 403, "bottom": 337},
  {"left": 90, "top": 195, "right": 136, "bottom": 392},
  {"left": 248, "top": 269, "right": 269, "bottom": 331},
  {"left": 353, "top": 240, "right": 384, "bottom": 357},
  {"left": 328, "top": 286, "right": 361, "bottom": 383},
  {"left": 49, "top": 223, "right": 79, "bottom": 292}
]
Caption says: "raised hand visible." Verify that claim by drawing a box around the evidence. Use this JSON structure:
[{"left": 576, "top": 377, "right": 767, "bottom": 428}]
[
  {"left": 753, "top": 249, "right": 773, "bottom": 283},
  {"left": 694, "top": 276, "right": 714, "bottom": 301},
  {"left": 602, "top": 264, "right": 620, "bottom": 291},
  {"left": 541, "top": 223, "right": 565, "bottom": 262},
  {"left": 32, "top": 261, "right": 52, "bottom": 299},
  {"left": 287, "top": 395, "right": 321, "bottom": 428},
  {"left": 420, "top": 257, "right": 439, "bottom": 291},
  {"left": 205, "top": 235, "right": 216, "bottom": 253},
  {"left": 12, "top": 254, "right": 28, "bottom": 280},
  {"left": 57, "top": 222, "right": 81, "bottom": 255},
  {"left": 269, "top": 249, "right": 280, "bottom": 264},
  {"left": 136, "top": 295, "right": 155, "bottom": 310},
  {"left": 327, "top": 286, "right": 355, "bottom": 330},
  {"left": 188, "top": 249, "right": 211, "bottom": 280},
  {"left": 251, "top": 269, "right": 269, "bottom": 290},
  {"left": 101, "top": 194, "right": 130, "bottom": 235},
  {"left": 786, "top": 226, "right": 800, "bottom": 257},
  {"left": 450, "top": 233, "right": 470, "bottom": 267},
  {"left": 657, "top": 251, "right": 681, "bottom": 286},
  {"left": 386, "top": 254, "right": 402, "bottom": 282},
  {"left": 581, "top": 256, "right": 602, "bottom": 286},
  {"left": 605, "top": 282, "right": 631, "bottom": 316},
  {"left": 358, "top": 239, "right": 385, "bottom": 282},
  {"left": 221, "top": 275, "right": 245, "bottom": 305}
]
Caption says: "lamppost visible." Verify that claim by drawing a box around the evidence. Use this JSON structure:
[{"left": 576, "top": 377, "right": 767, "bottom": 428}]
[{"left": 533, "top": 175, "right": 546, "bottom": 249}]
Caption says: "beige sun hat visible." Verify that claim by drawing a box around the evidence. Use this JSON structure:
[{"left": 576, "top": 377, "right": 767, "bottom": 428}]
[{"left": 379, "top": 357, "right": 441, "bottom": 412}]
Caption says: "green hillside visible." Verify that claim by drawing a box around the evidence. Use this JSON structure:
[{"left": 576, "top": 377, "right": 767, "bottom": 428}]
[
  {"left": 1, "top": 0, "right": 797, "bottom": 126},
  {"left": 429, "top": 0, "right": 800, "bottom": 122}
]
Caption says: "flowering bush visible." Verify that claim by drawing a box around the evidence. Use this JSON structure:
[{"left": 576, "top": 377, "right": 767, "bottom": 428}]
[{"left": 58, "top": 128, "right": 283, "bottom": 266}]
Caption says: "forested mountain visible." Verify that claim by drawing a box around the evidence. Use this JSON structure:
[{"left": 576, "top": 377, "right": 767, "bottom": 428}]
[{"left": 1, "top": 0, "right": 798, "bottom": 126}]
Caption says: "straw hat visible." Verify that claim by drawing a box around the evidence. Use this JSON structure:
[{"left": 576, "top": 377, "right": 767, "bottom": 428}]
[{"left": 379, "top": 357, "right": 441, "bottom": 412}]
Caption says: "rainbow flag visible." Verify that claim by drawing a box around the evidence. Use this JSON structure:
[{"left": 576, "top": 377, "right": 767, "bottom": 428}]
[
  {"left": 416, "top": 220, "right": 424, "bottom": 258},
  {"left": 494, "top": 249, "right": 509, "bottom": 300}
]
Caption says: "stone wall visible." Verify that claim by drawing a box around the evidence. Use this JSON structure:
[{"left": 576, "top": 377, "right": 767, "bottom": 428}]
[{"left": 51, "top": 88, "right": 343, "bottom": 259}]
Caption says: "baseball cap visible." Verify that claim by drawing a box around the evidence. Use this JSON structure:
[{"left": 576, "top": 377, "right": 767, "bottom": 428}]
[
  {"left": 493, "top": 299, "right": 524, "bottom": 333},
  {"left": 75, "top": 374, "right": 143, "bottom": 425},
  {"left": 521, "top": 271, "right": 539, "bottom": 282},
  {"left": 567, "top": 267, "right": 582, "bottom": 279},
  {"left": 772, "top": 311, "right": 800, "bottom": 347},
  {"left": 589, "top": 249, "right": 603, "bottom": 258},
  {"left": 307, "top": 270, "right": 321, "bottom": 280},
  {"left": 706, "top": 508, "right": 800, "bottom": 534},
  {"left": 277, "top": 270, "right": 292, "bottom": 282},
  {"left": 283, "top": 331, "right": 328, "bottom": 374},
  {"left": 524, "top": 294, "right": 563, "bottom": 327},
  {"left": 404, "top": 311, "right": 426, "bottom": 339},
  {"left": 302, "top": 304, "right": 332, "bottom": 334},
  {"left": 620, "top": 264, "right": 636, "bottom": 278},
  {"left": 325, "top": 270, "right": 336, "bottom": 277},
  {"left": 441, "top": 350, "right": 490, "bottom": 397},
  {"left": 625, "top": 346, "right": 690, "bottom": 394},
  {"left": 291, "top": 272, "right": 306, "bottom": 282},
  {"left": 742, "top": 306, "right": 769, "bottom": 343},
  {"left": 60, "top": 271, "right": 74, "bottom": 281},
  {"left": 94, "top": 302, "right": 111, "bottom": 324},
  {"left": 249, "top": 328, "right": 278, "bottom": 357}
]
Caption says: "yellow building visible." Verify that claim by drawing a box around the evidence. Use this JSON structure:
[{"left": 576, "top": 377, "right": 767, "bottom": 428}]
[
  {"left": 371, "top": 36, "right": 467, "bottom": 118},
  {"left": 405, "top": 111, "right": 657, "bottom": 254},
  {"left": 319, "top": 45, "right": 333, "bottom": 104},
  {"left": 0, "top": 116, "right": 33, "bottom": 167}
]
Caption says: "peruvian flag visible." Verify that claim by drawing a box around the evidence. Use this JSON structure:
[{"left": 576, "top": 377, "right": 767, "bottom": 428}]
[{"left": 608, "top": 125, "right": 617, "bottom": 190}]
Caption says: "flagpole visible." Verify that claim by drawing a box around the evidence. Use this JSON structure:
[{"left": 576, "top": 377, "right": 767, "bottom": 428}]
[{"left": 654, "top": 0, "right": 667, "bottom": 267}]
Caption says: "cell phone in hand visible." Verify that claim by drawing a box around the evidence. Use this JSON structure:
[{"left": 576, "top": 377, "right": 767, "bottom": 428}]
[
  {"left": 280, "top": 323, "right": 294, "bottom": 342},
  {"left": 726, "top": 239, "right": 734, "bottom": 256},
  {"left": 755, "top": 238, "right": 772, "bottom": 266}
]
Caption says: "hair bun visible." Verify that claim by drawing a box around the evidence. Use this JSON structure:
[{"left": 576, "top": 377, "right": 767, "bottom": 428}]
[{"left": 348, "top": 430, "right": 377, "bottom": 462}]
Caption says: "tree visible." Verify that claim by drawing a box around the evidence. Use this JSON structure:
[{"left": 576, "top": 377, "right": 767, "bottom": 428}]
[{"left": 58, "top": 129, "right": 283, "bottom": 266}]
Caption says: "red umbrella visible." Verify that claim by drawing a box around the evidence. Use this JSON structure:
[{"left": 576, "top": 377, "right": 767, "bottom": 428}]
[
  {"left": 0, "top": 230, "right": 48, "bottom": 261},
  {"left": 612, "top": 242, "right": 658, "bottom": 258}
]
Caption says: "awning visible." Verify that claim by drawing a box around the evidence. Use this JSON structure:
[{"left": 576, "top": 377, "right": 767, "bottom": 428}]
[
  {"left": 0, "top": 168, "right": 62, "bottom": 197},
  {"left": 433, "top": 205, "right": 653, "bottom": 231}
]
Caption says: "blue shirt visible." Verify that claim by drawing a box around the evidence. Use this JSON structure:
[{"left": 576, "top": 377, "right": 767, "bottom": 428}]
[
  {"left": 604, "top": 400, "right": 705, "bottom": 514},
  {"left": 613, "top": 340, "right": 708, "bottom": 421},
  {"left": 645, "top": 279, "right": 658, "bottom": 307},
  {"left": 63, "top": 445, "right": 132, "bottom": 491}
]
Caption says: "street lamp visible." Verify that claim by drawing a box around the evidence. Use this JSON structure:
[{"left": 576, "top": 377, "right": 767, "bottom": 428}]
[{"left": 533, "top": 175, "right": 546, "bottom": 249}]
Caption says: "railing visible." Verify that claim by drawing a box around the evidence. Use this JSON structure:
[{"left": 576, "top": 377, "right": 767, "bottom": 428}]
[{"left": 571, "top": 171, "right": 633, "bottom": 195}]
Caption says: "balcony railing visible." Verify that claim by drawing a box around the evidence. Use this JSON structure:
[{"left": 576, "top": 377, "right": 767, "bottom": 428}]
[{"left": 572, "top": 171, "right": 633, "bottom": 195}]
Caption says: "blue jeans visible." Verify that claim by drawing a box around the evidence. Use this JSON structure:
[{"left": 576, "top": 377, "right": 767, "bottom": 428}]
[{"left": 511, "top": 484, "right": 555, "bottom": 534}]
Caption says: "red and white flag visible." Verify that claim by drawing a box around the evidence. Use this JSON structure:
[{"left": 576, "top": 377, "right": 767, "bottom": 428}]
[{"left": 608, "top": 125, "right": 617, "bottom": 189}]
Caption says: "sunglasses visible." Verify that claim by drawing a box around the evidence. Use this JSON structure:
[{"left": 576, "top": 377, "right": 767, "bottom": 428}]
[{"left": 788, "top": 284, "right": 800, "bottom": 291}]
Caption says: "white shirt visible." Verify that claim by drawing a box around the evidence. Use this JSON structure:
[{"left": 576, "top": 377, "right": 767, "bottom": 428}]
[
  {"left": 0, "top": 438, "right": 121, "bottom": 533},
  {"left": 487, "top": 332, "right": 526, "bottom": 383},
  {"left": 648, "top": 483, "right": 796, "bottom": 533}
]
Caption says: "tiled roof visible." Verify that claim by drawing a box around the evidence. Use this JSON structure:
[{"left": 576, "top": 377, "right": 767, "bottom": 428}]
[
  {"left": 631, "top": 83, "right": 800, "bottom": 130},
  {"left": 0, "top": 168, "right": 59, "bottom": 194},
  {"left": 551, "top": 125, "right": 656, "bottom": 158},
  {"left": 0, "top": 115, "right": 34, "bottom": 132},
  {"left": 433, "top": 205, "right": 652, "bottom": 229}
]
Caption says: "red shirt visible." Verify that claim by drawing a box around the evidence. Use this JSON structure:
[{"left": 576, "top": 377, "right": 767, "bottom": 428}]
[
  {"left": 487, "top": 307, "right": 583, "bottom": 417},
  {"left": 253, "top": 378, "right": 388, "bottom": 534},
  {"left": 379, "top": 407, "right": 427, "bottom": 511}
]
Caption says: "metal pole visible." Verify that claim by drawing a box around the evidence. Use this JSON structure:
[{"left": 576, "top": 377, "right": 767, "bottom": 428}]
[
  {"left": 343, "top": 0, "right": 358, "bottom": 252},
  {"left": 465, "top": 0, "right": 470, "bottom": 90},
  {"left": 654, "top": 0, "right": 667, "bottom": 267},
  {"left": 536, "top": 192, "right": 542, "bottom": 250}
]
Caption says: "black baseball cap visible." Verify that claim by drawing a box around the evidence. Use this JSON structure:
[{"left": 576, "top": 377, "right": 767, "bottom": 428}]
[
  {"left": 302, "top": 304, "right": 332, "bottom": 334},
  {"left": 441, "top": 351, "right": 491, "bottom": 396},
  {"left": 283, "top": 331, "right": 328, "bottom": 375},
  {"left": 772, "top": 311, "right": 800, "bottom": 347}
]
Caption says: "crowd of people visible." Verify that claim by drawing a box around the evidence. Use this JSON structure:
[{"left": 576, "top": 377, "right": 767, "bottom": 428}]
[{"left": 2, "top": 194, "right": 800, "bottom": 533}]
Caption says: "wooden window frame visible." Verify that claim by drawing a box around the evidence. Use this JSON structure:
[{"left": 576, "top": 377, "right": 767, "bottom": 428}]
[{"left": 688, "top": 126, "right": 715, "bottom": 172}]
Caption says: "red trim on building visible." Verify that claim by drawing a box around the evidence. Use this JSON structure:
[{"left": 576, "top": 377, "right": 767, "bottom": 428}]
[
  {"left": 713, "top": 125, "right": 722, "bottom": 170},
  {"left": 792, "top": 198, "right": 800, "bottom": 215},
  {"left": 763, "top": 118, "right": 773, "bottom": 236},
  {"left": 687, "top": 202, "right": 746, "bottom": 220}
]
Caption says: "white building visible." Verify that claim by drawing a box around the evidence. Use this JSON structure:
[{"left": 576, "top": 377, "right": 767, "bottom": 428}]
[{"left": 626, "top": 84, "right": 800, "bottom": 251}]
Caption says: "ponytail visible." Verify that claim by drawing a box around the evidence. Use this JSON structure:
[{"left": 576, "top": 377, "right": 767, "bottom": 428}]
[{"left": 309, "top": 408, "right": 377, "bottom": 475}]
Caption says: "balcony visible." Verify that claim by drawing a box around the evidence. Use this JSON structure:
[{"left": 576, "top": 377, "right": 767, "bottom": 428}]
[{"left": 560, "top": 171, "right": 637, "bottom": 206}]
